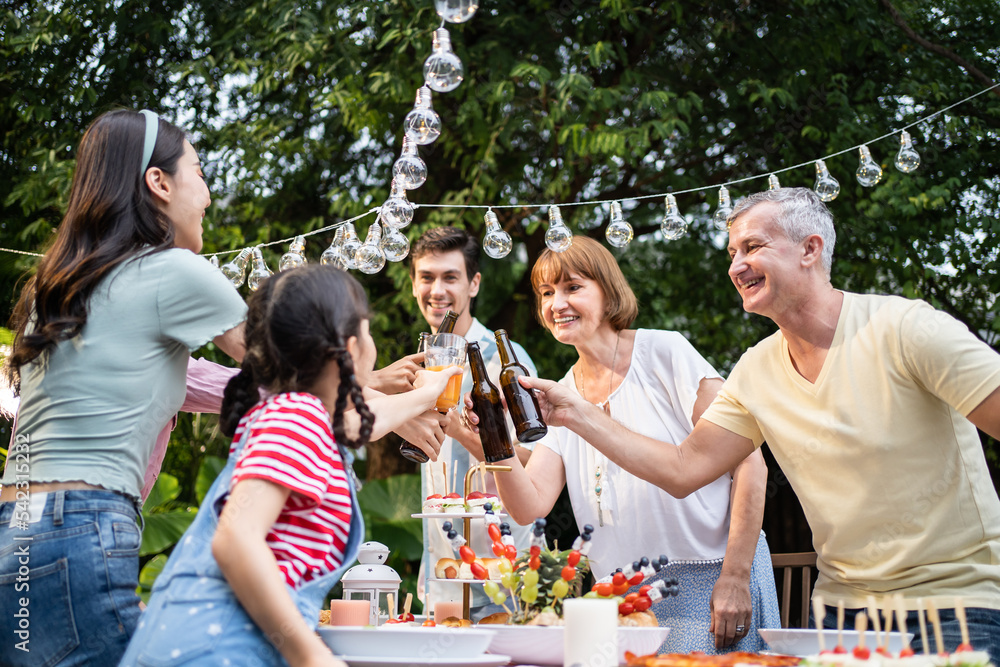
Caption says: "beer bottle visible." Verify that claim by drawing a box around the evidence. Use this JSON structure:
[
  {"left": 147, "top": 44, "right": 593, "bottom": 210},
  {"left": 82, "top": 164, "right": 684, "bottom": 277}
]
[
  {"left": 467, "top": 341, "right": 515, "bottom": 463},
  {"left": 437, "top": 310, "right": 459, "bottom": 334},
  {"left": 494, "top": 329, "right": 547, "bottom": 443},
  {"left": 399, "top": 332, "right": 431, "bottom": 464}
]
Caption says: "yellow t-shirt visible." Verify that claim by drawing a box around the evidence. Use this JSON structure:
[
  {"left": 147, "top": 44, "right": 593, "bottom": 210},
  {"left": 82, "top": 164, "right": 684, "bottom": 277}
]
[{"left": 702, "top": 292, "right": 1000, "bottom": 609}]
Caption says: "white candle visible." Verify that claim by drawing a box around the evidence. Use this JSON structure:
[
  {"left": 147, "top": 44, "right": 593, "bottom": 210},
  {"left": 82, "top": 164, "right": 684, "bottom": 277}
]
[{"left": 563, "top": 598, "right": 618, "bottom": 667}]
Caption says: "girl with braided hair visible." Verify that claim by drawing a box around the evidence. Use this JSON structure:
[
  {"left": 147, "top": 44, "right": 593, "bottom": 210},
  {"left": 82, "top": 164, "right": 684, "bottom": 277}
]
[{"left": 121, "top": 265, "right": 461, "bottom": 667}]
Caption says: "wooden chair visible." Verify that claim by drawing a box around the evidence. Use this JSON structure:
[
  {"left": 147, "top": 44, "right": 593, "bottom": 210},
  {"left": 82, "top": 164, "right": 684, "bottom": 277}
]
[{"left": 771, "top": 551, "right": 818, "bottom": 628}]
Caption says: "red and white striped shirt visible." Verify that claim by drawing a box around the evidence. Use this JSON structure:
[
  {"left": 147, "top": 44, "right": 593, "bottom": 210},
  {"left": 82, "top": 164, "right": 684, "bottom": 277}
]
[{"left": 229, "top": 392, "right": 353, "bottom": 588}]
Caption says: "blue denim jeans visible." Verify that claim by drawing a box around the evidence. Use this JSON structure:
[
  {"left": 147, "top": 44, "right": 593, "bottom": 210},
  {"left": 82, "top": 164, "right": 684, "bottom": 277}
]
[
  {"left": 823, "top": 605, "right": 1000, "bottom": 663},
  {"left": 0, "top": 490, "right": 142, "bottom": 666}
]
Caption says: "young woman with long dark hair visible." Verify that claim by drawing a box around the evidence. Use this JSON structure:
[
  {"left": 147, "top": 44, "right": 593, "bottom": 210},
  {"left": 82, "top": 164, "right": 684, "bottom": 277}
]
[{"left": 0, "top": 109, "right": 247, "bottom": 665}]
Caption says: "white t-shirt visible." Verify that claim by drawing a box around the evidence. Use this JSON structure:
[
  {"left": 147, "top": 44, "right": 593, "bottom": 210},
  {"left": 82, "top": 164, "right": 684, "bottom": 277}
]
[
  {"left": 538, "top": 329, "right": 732, "bottom": 579},
  {"left": 702, "top": 292, "right": 1000, "bottom": 609}
]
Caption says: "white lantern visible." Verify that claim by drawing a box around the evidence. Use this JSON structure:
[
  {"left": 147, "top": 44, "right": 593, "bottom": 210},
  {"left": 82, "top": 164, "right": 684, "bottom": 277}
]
[{"left": 341, "top": 542, "right": 401, "bottom": 626}]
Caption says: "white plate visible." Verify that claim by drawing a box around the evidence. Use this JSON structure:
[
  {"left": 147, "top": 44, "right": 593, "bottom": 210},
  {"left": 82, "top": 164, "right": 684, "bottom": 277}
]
[
  {"left": 412, "top": 512, "right": 507, "bottom": 519},
  {"left": 758, "top": 629, "right": 914, "bottom": 656},
  {"left": 486, "top": 625, "right": 669, "bottom": 666},
  {"left": 338, "top": 655, "right": 511, "bottom": 667},
  {"left": 318, "top": 626, "right": 495, "bottom": 660}
]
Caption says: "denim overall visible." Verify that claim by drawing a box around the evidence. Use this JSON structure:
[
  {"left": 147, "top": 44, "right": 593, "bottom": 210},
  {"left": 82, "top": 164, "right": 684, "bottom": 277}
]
[{"left": 119, "top": 410, "right": 365, "bottom": 667}]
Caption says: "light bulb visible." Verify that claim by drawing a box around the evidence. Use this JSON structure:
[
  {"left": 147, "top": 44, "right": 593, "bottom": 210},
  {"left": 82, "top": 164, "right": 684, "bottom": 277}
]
[
  {"left": 544, "top": 205, "right": 573, "bottom": 253},
  {"left": 320, "top": 227, "right": 348, "bottom": 270},
  {"left": 209, "top": 255, "right": 219, "bottom": 268},
  {"left": 856, "top": 145, "right": 882, "bottom": 187},
  {"left": 423, "top": 28, "right": 464, "bottom": 93},
  {"left": 220, "top": 248, "right": 252, "bottom": 287},
  {"left": 813, "top": 160, "right": 841, "bottom": 202},
  {"left": 381, "top": 178, "right": 415, "bottom": 229},
  {"left": 895, "top": 131, "right": 920, "bottom": 173},
  {"left": 713, "top": 186, "right": 733, "bottom": 231},
  {"left": 340, "top": 223, "right": 361, "bottom": 270},
  {"left": 392, "top": 136, "right": 427, "bottom": 191},
  {"left": 660, "top": 194, "right": 687, "bottom": 240},
  {"left": 279, "top": 235, "right": 307, "bottom": 271},
  {"left": 483, "top": 209, "right": 512, "bottom": 259},
  {"left": 381, "top": 225, "right": 410, "bottom": 262},
  {"left": 404, "top": 86, "right": 441, "bottom": 146},
  {"left": 356, "top": 221, "right": 386, "bottom": 274},
  {"left": 768, "top": 174, "right": 781, "bottom": 191},
  {"left": 605, "top": 201, "right": 633, "bottom": 247},
  {"left": 434, "top": 0, "right": 478, "bottom": 23},
  {"left": 247, "top": 247, "right": 273, "bottom": 292}
]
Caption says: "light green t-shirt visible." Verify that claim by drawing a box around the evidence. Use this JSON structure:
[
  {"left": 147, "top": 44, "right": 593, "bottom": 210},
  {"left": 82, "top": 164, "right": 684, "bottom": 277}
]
[
  {"left": 3, "top": 248, "right": 247, "bottom": 501},
  {"left": 702, "top": 291, "right": 1000, "bottom": 610}
]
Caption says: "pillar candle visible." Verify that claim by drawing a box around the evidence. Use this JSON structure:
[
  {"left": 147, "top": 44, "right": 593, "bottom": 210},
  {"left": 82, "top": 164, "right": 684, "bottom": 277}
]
[{"left": 563, "top": 598, "right": 618, "bottom": 667}]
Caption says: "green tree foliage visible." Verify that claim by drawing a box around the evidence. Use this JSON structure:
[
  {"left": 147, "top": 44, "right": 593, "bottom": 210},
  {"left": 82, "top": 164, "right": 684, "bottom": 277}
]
[{"left": 2, "top": 1, "right": 998, "bottom": 553}]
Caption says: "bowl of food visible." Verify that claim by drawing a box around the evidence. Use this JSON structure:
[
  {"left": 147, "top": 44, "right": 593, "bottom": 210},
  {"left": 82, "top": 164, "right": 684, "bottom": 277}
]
[
  {"left": 484, "top": 625, "right": 669, "bottom": 665},
  {"left": 317, "top": 626, "right": 496, "bottom": 660}
]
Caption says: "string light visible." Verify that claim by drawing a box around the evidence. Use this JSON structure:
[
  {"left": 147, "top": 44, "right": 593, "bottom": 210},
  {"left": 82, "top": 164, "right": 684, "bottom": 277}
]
[
  {"left": 321, "top": 227, "right": 348, "bottom": 270},
  {"left": 895, "top": 131, "right": 920, "bottom": 173},
  {"left": 544, "top": 205, "right": 573, "bottom": 252},
  {"left": 356, "top": 220, "right": 386, "bottom": 274},
  {"left": 856, "top": 145, "right": 883, "bottom": 187},
  {"left": 813, "top": 160, "right": 841, "bottom": 202},
  {"left": 768, "top": 174, "right": 781, "bottom": 191},
  {"left": 605, "top": 201, "right": 633, "bottom": 247},
  {"left": 220, "top": 247, "right": 252, "bottom": 287},
  {"left": 423, "top": 28, "right": 464, "bottom": 93},
  {"left": 660, "top": 194, "right": 686, "bottom": 240},
  {"left": 381, "top": 177, "right": 415, "bottom": 229},
  {"left": 393, "top": 136, "right": 428, "bottom": 190},
  {"left": 247, "top": 247, "right": 272, "bottom": 292},
  {"left": 435, "top": 0, "right": 478, "bottom": 23},
  {"left": 712, "top": 186, "right": 733, "bottom": 232},
  {"left": 483, "top": 209, "right": 513, "bottom": 258},
  {"left": 404, "top": 85, "right": 442, "bottom": 146},
  {"left": 381, "top": 224, "right": 411, "bottom": 262},
  {"left": 279, "top": 235, "right": 307, "bottom": 271},
  {"left": 341, "top": 223, "right": 362, "bottom": 270}
]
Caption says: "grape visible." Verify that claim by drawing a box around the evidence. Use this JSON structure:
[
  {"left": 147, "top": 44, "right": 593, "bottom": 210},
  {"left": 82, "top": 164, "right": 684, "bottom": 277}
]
[
  {"left": 551, "top": 579, "right": 569, "bottom": 599},
  {"left": 498, "top": 559, "right": 512, "bottom": 574},
  {"left": 520, "top": 586, "right": 538, "bottom": 604},
  {"left": 523, "top": 569, "right": 539, "bottom": 587},
  {"left": 484, "top": 581, "right": 499, "bottom": 597},
  {"left": 492, "top": 592, "right": 507, "bottom": 605}
]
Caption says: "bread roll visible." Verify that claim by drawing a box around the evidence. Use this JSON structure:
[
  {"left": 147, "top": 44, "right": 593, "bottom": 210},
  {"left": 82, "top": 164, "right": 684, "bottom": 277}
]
[
  {"left": 477, "top": 611, "right": 511, "bottom": 625},
  {"left": 434, "top": 557, "right": 460, "bottom": 579},
  {"left": 618, "top": 610, "right": 657, "bottom": 627}
]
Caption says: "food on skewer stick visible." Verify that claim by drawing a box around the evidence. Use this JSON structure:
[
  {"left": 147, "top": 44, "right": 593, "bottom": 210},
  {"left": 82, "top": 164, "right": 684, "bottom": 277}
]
[
  {"left": 917, "top": 598, "right": 930, "bottom": 656},
  {"left": 853, "top": 612, "right": 871, "bottom": 660},
  {"left": 835, "top": 600, "right": 848, "bottom": 654},
  {"left": 387, "top": 593, "right": 395, "bottom": 624},
  {"left": 880, "top": 604, "right": 893, "bottom": 656},
  {"left": 867, "top": 596, "right": 883, "bottom": 654},
  {"left": 955, "top": 598, "right": 973, "bottom": 652},
  {"left": 813, "top": 596, "right": 827, "bottom": 653},
  {"left": 926, "top": 599, "right": 945, "bottom": 656},
  {"left": 895, "top": 595, "right": 915, "bottom": 657}
]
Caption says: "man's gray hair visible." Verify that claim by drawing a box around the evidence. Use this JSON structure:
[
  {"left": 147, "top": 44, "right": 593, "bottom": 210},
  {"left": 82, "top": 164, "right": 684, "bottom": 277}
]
[{"left": 728, "top": 187, "right": 836, "bottom": 277}]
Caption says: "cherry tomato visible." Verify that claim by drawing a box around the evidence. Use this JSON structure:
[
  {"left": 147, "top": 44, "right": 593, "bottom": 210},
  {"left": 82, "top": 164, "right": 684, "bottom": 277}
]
[
  {"left": 492, "top": 542, "right": 505, "bottom": 557},
  {"left": 833, "top": 646, "right": 848, "bottom": 654},
  {"left": 529, "top": 555, "right": 541, "bottom": 570},
  {"left": 638, "top": 585, "right": 652, "bottom": 596},
  {"left": 459, "top": 545, "right": 476, "bottom": 564},
  {"left": 628, "top": 573, "right": 644, "bottom": 586},
  {"left": 487, "top": 524, "right": 502, "bottom": 542},
  {"left": 899, "top": 648, "right": 915, "bottom": 657},
  {"left": 422, "top": 620, "right": 436, "bottom": 627},
  {"left": 594, "top": 583, "right": 613, "bottom": 597},
  {"left": 567, "top": 551, "right": 581, "bottom": 567},
  {"left": 398, "top": 612, "right": 415, "bottom": 622},
  {"left": 470, "top": 562, "right": 488, "bottom": 580},
  {"left": 612, "top": 581, "right": 630, "bottom": 596},
  {"left": 633, "top": 596, "right": 651, "bottom": 612},
  {"left": 618, "top": 602, "right": 634, "bottom": 616},
  {"left": 957, "top": 644, "right": 974, "bottom": 653},
  {"left": 852, "top": 646, "right": 871, "bottom": 660},
  {"left": 505, "top": 545, "right": 518, "bottom": 560},
  {"left": 612, "top": 572, "right": 627, "bottom": 587},
  {"left": 530, "top": 545, "right": 541, "bottom": 557},
  {"left": 624, "top": 593, "right": 640, "bottom": 603}
]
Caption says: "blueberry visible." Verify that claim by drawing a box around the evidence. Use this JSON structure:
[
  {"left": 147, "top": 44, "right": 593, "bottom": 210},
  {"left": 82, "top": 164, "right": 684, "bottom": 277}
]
[
  {"left": 442, "top": 521, "right": 452, "bottom": 532},
  {"left": 582, "top": 524, "right": 594, "bottom": 534},
  {"left": 639, "top": 557, "right": 649, "bottom": 567}
]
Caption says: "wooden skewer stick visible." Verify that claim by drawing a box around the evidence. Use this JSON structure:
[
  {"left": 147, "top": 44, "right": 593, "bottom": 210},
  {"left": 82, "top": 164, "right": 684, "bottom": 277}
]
[
  {"left": 813, "top": 595, "right": 827, "bottom": 653},
  {"left": 917, "top": 598, "right": 930, "bottom": 656},
  {"left": 895, "top": 595, "right": 913, "bottom": 654},
  {"left": 442, "top": 461, "right": 448, "bottom": 496},
  {"left": 452, "top": 466, "right": 458, "bottom": 500},
  {"left": 479, "top": 461, "right": 486, "bottom": 493},
  {"left": 837, "top": 600, "right": 846, "bottom": 651},
  {"left": 403, "top": 592, "right": 413, "bottom": 617},
  {"left": 926, "top": 599, "right": 945, "bottom": 655},
  {"left": 867, "top": 596, "right": 883, "bottom": 649},
  {"left": 387, "top": 593, "right": 395, "bottom": 623},
  {"left": 955, "top": 597, "right": 971, "bottom": 648},
  {"left": 429, "top": 464, "right": 436, "bottom": 497},
  {"left": 882, "top": 604, "right": 893, "bottom": 651},
  {"left": 856, "top": 612, "right": 869, "bottom": 653}
]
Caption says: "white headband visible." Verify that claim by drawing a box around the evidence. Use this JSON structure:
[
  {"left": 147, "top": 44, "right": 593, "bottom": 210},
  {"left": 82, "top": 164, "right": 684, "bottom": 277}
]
[{"left": 138, "top": 110, "right": 158, "bottom": 175}]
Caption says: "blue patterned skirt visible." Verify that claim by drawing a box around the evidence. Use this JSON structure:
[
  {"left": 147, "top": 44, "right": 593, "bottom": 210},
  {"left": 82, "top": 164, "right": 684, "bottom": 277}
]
[{"left": 629, "top": 532, "right": 780, "bottom": 654}]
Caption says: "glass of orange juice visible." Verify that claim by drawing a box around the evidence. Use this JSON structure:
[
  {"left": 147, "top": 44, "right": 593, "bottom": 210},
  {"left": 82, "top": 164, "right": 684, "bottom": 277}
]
[{"left": 424, "top": 333, "right": 467, "bottom": 412}]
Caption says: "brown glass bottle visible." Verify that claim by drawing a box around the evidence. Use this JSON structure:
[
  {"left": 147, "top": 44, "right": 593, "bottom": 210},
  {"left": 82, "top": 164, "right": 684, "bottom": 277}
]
[
  {"left": 436, "top": 310, "right": 459, "bottom": 334},
  {"left": 399, "top": 332, "right": 431, "bottom": 464},
  {"left": 494, "top": 330, "right": 547, "bottom": 443},
  {"left": 467, "top": 341, "right": 515, "bottom": 463}
]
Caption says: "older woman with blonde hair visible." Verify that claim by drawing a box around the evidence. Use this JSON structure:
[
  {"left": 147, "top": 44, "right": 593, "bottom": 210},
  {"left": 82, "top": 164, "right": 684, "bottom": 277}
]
[{"left": 466, "top": 236, "right": 779, "bottom": 651}]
